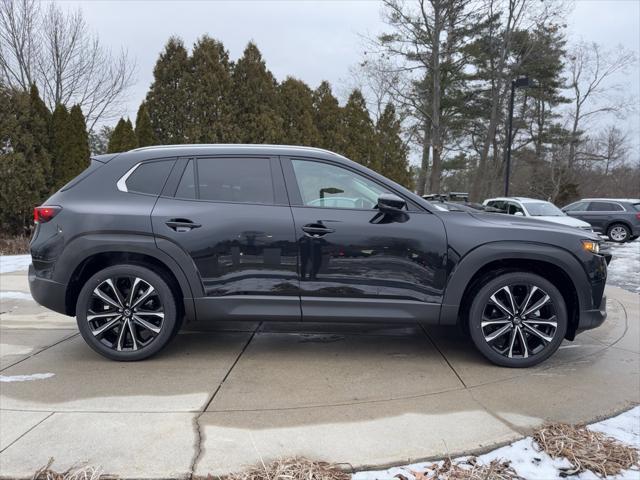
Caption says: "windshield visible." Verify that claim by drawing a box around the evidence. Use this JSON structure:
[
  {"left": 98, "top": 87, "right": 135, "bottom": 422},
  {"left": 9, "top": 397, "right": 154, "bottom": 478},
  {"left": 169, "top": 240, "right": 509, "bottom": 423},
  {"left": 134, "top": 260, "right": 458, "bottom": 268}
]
[{"left": 524, "top": 202, "right": 564, "bottom": 216}]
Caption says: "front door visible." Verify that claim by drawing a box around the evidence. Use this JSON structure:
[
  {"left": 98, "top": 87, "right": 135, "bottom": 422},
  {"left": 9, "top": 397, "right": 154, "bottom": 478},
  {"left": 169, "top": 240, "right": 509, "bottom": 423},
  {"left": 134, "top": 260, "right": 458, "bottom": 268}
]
[
  {"left": 282, "top": 157, "right": 448, "bottom": 322},
  {"left": 152, "top": 156, "right": 300, "bottom": 321}
]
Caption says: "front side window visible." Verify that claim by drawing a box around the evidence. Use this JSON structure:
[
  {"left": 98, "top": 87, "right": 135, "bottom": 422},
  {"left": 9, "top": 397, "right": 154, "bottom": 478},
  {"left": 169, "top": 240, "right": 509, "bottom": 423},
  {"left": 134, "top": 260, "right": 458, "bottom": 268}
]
[
  {"left": 507, "top": 202, "right": 524, "bottom": 215},
  {"left": 125, "top": 160, "right": 175, "bottom": 195},
  {"left": 589, "top": 202, "right": 622, "bottom": 212},
  {"left": 291, "top": 160, "right": 391, "bottom": 210},
  {"left": 564, "top": 201, "right": 588, "bottom": 212}
]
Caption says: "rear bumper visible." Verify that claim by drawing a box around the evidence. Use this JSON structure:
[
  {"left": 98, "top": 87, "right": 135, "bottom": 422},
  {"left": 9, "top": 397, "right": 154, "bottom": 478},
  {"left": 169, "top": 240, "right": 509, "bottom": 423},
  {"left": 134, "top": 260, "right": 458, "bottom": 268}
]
[
  {"left": 576, "top": 294, "right": 607, "bottom": 333},
  {"left": 29, "top": 264, "right": 68, "bottom": 315}
]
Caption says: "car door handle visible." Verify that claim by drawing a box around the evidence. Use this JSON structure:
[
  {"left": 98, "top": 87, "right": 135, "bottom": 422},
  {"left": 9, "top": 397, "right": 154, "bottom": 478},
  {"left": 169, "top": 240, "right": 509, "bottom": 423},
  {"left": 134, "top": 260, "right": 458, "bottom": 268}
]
[
  {"left": 165, "top": 219, "right": 201, "bottom": 232},
  {"left": 302, "top": 224, "right": 335, "bottom": 237}
]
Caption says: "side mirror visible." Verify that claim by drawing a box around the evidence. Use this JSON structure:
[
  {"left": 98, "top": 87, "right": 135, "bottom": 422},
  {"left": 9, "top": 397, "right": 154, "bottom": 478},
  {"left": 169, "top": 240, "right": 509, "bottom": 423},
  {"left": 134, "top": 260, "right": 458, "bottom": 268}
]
[
  {"left": 377, "top": 193, "right": 406, "bottom": 214},
  {"left": 514, "top": 211, "right": 524, "bottom": 216}
]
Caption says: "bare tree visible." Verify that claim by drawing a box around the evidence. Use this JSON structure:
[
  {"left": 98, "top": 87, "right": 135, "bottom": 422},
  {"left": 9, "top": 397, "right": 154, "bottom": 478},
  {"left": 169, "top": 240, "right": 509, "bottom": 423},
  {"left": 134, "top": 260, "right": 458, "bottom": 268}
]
[
  {"left": 565, "top": 42, "right": 637, "bottom": 168},
  {"left": 580, "top": 125, "right": 630, "bottom": 175},
  {"left": 0, "top": 0, "right": 135, "bottom": 130},
  {"left": 373, "top": 0, "right": 485, "bottom": 195}
]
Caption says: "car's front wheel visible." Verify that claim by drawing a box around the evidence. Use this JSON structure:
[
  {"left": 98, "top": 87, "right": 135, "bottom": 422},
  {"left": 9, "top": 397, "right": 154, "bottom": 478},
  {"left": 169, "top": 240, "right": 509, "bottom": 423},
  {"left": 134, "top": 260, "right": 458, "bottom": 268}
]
[
  {"left": 468, "top": 272, "right": 567, "bottom": 368},
  {"left": 76, "top": 264, "right": 178, "bottom": 361},
  {"left": 607, "top": 223, "right": 631, "bottom": 243}
]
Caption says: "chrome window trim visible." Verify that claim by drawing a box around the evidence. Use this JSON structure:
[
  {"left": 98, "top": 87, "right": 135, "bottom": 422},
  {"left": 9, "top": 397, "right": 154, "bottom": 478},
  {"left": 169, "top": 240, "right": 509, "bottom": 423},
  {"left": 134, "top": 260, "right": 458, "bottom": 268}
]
[{"left": 116, "top": 163, "right": 141, "bottom": 193}]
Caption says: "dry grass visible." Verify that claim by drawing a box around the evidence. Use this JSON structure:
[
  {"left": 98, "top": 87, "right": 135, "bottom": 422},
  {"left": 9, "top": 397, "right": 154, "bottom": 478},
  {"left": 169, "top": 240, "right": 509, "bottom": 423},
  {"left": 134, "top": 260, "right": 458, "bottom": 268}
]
[
  {"left": 31, "top": 458, "right": 113, "bottom": 480},
  {"left": 406, "top": 457, "right": 523, "bottom": 480},
  {"left": 533, "top": 422, "right": 639, "bottom": 477},
  {"left": 0, "top": 235, "right": 30, "bottom": 255},
  {"left": 210, "top": 457, "right": 350, "bottom": 480}
]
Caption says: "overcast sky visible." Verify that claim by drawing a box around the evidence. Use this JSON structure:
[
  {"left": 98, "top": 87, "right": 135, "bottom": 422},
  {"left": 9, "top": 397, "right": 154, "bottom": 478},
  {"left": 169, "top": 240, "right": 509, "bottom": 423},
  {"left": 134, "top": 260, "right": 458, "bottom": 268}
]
[{"left": 63, "top": 0, "right": 639, "bottom": 146}]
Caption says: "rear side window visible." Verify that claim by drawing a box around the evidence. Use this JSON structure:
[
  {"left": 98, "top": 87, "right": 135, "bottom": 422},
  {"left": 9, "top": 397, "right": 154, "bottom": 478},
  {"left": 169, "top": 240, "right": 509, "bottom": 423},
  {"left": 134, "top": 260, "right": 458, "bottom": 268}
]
[
  {"left": 175, "top": 160, "right": 196, "bottom": 199},
  {"left": 126, "top": 160, "right": 175, "bottom": 195},
  {"left": 588, "top": 202, "right": 623, "bottom": 212},
  {"left": 177, "top": 157, "right": 275, "bottom": 204}
]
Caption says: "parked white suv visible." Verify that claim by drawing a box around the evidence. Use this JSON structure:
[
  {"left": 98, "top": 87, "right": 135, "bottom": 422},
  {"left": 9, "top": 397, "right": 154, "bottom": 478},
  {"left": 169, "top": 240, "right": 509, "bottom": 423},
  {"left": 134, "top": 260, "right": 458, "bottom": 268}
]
[{"left": 483, "top": 197, "right": 593, "bottom": 231}]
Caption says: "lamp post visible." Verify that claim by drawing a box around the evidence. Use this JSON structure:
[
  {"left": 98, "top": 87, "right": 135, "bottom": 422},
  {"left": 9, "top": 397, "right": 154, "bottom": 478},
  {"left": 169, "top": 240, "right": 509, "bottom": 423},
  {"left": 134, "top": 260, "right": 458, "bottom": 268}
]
[{"left": 504, "top": 76, "right": 532, "bottom": 197}]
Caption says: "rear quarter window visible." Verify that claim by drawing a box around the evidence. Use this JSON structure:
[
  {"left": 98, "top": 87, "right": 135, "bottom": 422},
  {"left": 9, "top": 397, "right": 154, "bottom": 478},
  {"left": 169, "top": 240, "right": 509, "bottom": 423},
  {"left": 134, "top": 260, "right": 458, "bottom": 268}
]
[{"left": 125, "top": 160, "right": 175, "bottom": 195}]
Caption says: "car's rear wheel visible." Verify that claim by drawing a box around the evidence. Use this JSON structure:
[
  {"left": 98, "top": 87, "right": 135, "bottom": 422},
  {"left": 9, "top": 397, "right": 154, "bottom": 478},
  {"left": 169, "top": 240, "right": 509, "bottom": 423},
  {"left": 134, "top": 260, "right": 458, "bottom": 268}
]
[
  {"left": 468, "top": 272, "right": 567, "bottom": 368},
  {"left": 76, "top": 265, "right": 177, "bottom": 361},
  {"left": 607, "top": 223, "right": 631, "bottom": 243}
]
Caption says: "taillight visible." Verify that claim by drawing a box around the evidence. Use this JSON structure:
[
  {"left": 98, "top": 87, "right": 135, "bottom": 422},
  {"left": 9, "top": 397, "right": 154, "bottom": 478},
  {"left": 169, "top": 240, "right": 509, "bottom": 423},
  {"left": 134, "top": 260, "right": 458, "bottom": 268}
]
[
  {"left": 34, "top": 206, "right": 62, "bottom": 224},
  {"left": 636, "top": 212, "right": 640, "bottom": 220}
]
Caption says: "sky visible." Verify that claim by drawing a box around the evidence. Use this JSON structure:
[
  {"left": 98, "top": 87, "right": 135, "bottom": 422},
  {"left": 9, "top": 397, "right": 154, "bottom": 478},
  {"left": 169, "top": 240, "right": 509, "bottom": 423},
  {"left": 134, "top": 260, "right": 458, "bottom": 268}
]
[{"left": 61, "top": 0, "right": 640, "bottom": 148}]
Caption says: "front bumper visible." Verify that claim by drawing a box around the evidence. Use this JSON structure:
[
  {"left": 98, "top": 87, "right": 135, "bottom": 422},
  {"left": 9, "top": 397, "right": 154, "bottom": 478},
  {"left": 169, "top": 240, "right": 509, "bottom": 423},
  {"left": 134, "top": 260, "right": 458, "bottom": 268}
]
[
  {"left": 29, "top": 264, "right": 68, "bottom": 315},
  {"left": 577, "top": 294, "right": 607, "bottom": 332}
]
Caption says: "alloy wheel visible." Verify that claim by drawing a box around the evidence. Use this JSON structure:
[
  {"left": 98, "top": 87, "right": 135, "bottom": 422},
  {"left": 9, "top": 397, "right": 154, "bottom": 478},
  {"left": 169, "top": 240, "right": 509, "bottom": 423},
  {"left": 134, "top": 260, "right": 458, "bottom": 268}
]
[
  {"left": 480, "top": 283, "right": 558, "bottom": 360},
  {"left": 609, "top": 226, "right": 628, "bottom": 242},
  {"left": 87, "top": 276, "right": 164, "bottom": 352}
]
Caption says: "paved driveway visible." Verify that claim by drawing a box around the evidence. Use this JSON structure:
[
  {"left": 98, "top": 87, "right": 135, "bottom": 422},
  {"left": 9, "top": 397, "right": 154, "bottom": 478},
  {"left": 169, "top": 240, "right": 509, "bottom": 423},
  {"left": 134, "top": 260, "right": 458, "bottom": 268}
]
[{"left": 0, "top": 268, "right": 638, "bottom": 478}]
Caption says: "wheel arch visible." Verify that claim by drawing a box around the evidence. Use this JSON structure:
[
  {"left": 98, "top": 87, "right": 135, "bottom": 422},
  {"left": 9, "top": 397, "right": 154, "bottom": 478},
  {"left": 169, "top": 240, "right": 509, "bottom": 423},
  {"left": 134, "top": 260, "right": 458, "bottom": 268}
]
[
  {"left": 440, "top": 242, "right": 590, "bottom": 340},
  {"left": 55, "top": 234, "right": 201, "bottom": 320},
  {"left": 605, "top": 220, "right": 632, "bottom": 236}
]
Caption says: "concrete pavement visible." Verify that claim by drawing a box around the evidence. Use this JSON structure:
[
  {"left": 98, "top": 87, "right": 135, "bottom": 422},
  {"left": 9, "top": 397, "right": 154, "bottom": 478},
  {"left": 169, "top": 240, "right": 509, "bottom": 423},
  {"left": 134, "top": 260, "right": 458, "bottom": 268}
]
[{"left": 0, "top": 268, "right": 638, "bottom": 479}]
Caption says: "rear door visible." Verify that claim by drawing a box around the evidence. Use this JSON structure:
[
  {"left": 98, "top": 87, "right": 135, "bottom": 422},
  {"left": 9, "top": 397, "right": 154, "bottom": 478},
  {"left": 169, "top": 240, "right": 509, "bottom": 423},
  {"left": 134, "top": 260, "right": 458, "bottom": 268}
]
[
  {"left": 281, "top": 156, "right": 448, "bottom": 322},
  {"left": 151, "top": 156, "right": 300, "bottom": 321},
  {"left": 585, "top": 201, "right": 624, "bottom": 232}
]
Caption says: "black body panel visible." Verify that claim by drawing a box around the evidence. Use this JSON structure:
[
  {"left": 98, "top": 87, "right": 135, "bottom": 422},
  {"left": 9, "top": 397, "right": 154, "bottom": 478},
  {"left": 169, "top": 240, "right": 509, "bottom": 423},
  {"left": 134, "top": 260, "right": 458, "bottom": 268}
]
[{"left": 28, "top": 144, "right": 607, "bottom": 337}]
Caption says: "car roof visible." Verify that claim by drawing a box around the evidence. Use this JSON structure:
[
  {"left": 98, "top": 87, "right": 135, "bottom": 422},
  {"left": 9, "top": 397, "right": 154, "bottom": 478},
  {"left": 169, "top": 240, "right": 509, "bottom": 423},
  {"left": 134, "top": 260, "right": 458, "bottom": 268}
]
[
  {"left": 124, "top": 144, "right": 345, "bottom": 160},
  {"left": 485, "top": 197, "right": 547, "bottom": 203},
  {"left": 579, "top": 198, "right": 640, "bottom": 203}
]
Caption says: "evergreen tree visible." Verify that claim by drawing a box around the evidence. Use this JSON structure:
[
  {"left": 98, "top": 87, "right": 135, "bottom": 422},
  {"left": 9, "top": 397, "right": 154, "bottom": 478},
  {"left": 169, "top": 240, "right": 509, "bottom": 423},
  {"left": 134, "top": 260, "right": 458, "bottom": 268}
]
[
  {"left": 146, "top": 37, "right": 190, "bottom": 144},
  {"left": 50, "top": 104, "right": 71, "bottom": 191},
  {"left": 375, "top": 103, "right": 411, "bottom": 188},
  {"left": 135, "top": 102, "right": 157, "bottom": 147},
  {"left": 89, "top": 126, "right": 113, "bottom": 155},
  {"left": 108, "top": 118, "right": 137, "bottom": 153},
  {"left": 342, "top": 89, "right": 377, "bottom": 169},
  {"left": 63, "top": 105, "right": 91, "bottom": 185},
  {"left": 0, "top": 87, "right": 49, "bottom": 233},
  {"left": 28, "top": 85, "right": 53, "bottom": 192},
  {"left": 278, "top": 77, "right": 320, "bottom": 146},
  {"left": 231, "top": 42, "right": 283, "bottom": 143},
  {"left": 312, "top": 81, "right": 345, "bottom": 152},
  {"left": 187, "top": 35, "right": 235, "bottom": 143}
]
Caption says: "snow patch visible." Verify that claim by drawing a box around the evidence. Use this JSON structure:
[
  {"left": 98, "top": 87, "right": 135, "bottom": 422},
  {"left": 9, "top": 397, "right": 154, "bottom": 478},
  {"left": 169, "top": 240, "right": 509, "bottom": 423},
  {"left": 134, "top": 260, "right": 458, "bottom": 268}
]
[
  {"left": 606, "top": 241, "right": 640, "bottom": 293},
  {"left": 0, "top": 291, "right": 33, "bottom": 301},
  {"left": 0, "top": 373, "right": 55, "bottom": 383},
  {"left": 353, "top": 406, "right": 640, "bottom": 480},
  {"left": 0, "top": 255, "right": 31, "bottom": 274}
]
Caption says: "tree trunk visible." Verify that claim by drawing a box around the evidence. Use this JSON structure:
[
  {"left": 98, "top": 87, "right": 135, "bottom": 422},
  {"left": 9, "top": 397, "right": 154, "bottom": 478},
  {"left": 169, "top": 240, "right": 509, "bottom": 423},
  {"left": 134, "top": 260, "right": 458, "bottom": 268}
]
[
  {"left": 428, "top": 1, "right": 442, "bottom": 194},
  {"left": 416, "top": 122, "right": 432, "bottom": 196}
]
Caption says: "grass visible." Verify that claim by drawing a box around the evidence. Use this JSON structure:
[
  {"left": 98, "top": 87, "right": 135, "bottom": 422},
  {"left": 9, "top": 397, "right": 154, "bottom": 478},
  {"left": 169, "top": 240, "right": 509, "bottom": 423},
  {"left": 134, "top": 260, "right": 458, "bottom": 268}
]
[
  {"left": 533, "top": 422, "right": 639, "bottom": 477},
  {"left": 406, "top": 457, "right": 523, "bottom": 480},
  {"left": 0, "top": 235, "right": 30, "bottom": 255},
  {"left": 31, "top": 458, "right": 113, "bottom": 480},
  {"left": 216, "top": 457, "right": 350, "bottom": 480}
]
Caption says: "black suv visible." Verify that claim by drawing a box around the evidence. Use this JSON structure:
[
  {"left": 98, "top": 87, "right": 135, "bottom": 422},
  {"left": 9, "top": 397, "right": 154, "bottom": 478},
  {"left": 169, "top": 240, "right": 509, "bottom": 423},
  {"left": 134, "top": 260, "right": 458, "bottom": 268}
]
[
  {"left": 29, "top": 145, "right": 609, "bottom": 367},
  {"left": 562, "top": 198, "right": 640, "bottom": 243}
]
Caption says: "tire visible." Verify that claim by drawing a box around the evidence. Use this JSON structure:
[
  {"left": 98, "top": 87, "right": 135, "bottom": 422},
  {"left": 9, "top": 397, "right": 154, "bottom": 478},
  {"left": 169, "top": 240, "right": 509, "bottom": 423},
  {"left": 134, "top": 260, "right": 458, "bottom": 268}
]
[
  {"left": 76, "top": 264, "right": 178, "bottom": 361},
  {"left": 467, "top": 272, "right": 567, "bottom": 368},
  {"left": 607, "top": 223, "right": 631, "bottom": 243}
]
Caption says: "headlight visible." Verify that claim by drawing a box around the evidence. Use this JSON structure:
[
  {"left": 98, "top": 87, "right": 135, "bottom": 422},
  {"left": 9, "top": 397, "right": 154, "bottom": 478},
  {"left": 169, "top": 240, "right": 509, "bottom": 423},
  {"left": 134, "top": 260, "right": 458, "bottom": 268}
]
[{"left": 581, "top": 239, "right": 600, "bottom": 254}]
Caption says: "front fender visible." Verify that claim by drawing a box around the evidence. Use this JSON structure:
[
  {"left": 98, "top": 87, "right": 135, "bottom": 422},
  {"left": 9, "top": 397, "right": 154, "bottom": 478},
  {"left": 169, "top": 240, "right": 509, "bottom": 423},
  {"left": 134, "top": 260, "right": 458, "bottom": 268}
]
[{"left": 439, "top": 241, "right": 591, "bottom": 325}]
